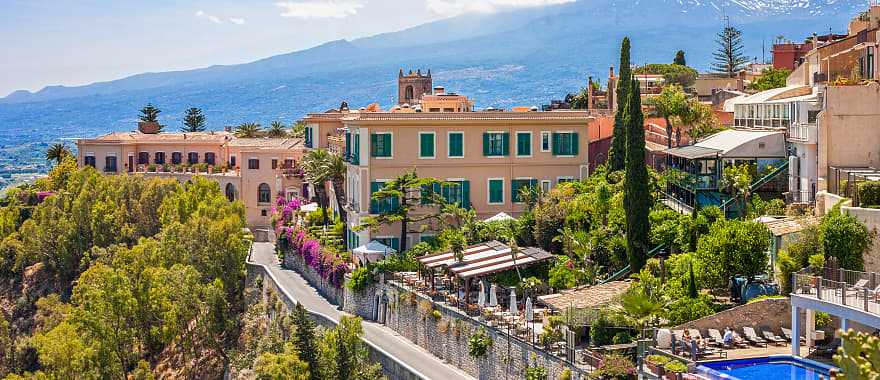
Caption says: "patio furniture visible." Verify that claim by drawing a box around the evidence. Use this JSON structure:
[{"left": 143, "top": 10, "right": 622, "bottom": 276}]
[
  {"left": 707, "top": 329, "right": 725, "bottom": 347},
  {"left": 742, "top": 327, "right": 768, "bottom": 347},
  {"left": 761, "top": 328, "right": 786, "bottom": 346},
  {"left": 781, "top": 327, "right": 806, "bottom": 343}
]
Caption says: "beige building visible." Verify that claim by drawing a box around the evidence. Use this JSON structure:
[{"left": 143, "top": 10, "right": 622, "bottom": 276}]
[{"left": 76, "top": 127, "right": 305, "bottom": 227}]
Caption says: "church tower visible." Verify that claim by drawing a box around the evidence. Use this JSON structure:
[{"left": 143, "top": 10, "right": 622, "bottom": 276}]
[{"left": 398, "top": 69, "right": 433, "bottom": 105}]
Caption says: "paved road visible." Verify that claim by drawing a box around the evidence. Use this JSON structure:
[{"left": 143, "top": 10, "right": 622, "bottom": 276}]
[{"left": 249, "top": 242, "right": 474, "bottom": 380}]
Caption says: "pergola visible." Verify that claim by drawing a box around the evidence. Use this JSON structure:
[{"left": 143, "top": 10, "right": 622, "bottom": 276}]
[{"left": 418, "top": 240, "right": 554, "bottom": 310}]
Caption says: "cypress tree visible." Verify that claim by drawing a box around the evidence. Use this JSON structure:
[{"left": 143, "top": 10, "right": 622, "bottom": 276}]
[
  {"left": 688, "top": 262, "right": 698, "bottom": 298},
  {"left": 292, "top": 303, "right": 320, "bottom": 380},
  {"left": 623, "top": 75, "right": 651, "bottom": 273},
  {"left": 609, "top": 37, "right": 631, "bottom": 172},
  {"left": 674, "top": 50, "right": 687, "bottom": 66}
]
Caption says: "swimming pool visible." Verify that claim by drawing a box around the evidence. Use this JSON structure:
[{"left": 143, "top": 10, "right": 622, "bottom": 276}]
[{"left": 695, "top": 355, "right": 837, "bottom": 380}]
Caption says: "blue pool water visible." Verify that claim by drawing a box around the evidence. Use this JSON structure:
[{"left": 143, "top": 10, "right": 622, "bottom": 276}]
[{"left": 696, "top": 356, "right": 836, "bottom": 380}]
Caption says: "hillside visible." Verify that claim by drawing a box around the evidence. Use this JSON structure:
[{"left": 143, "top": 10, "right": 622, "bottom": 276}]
[{"left": 0, "top": 0, "right": 862, "bottom": 141}]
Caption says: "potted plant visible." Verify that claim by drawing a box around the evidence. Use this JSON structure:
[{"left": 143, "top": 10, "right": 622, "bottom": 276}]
[
  {"left": 147, "top": 163, "right": 157, "bottom": 172},
  {"left": 663, "top": 360, "right": 688, "bottom": 380},
  {"left": 646, "top": 355, "right": 670, "bottom": 376}
]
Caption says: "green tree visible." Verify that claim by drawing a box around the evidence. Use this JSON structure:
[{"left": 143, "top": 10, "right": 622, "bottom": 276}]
[
  {"left": 749, "top": 68, "right": 792, "bottom": 91},
  {"left": 292, "top": 303, "right": 320, "bottom": 380},
  {"left": 181, "top": 107, "right": 206, "bottom": 132},
  {"left": 300, "top": 149, "right": 334, "bottom": 227},
  {"left": 139, "top": 104, "right": 161, "bottom": 122},
  {"left": 687, "top": 262, "right": 698, "bottom": 298},
  {"left": 712, "top": 24, "right": 749, "bottom": 77},
  {"left": 720, "top": 164, "right": 753, "bottom": 216},
  {"left": 254, "top": 343, "right": 309, "bottom": 380},
  {"left": 623, "top": 76, "right": 651, "bottom": 273},
  {"left": 647, "top": 84, "right": 688, "bottom": 148},
  {"left": 267, "top": 121, "right": 288, "bottom": 138},
  {"left": 673, "top": 50, "right": 687, "bottom": 66},
  {"left": 234, "top": 122, "right": 262, "bottom": 138},
  {"left": 291, "top": 121, "right": 306, "bottom": 138},
  {"left": 609, "top": 37, "right": 631, "bottom": 172},
  {"left": 834, "top": 329, "right": 880, "bottom": 379},
  {"left": 695, "top": 220, "right": 769, "bottom": 287},
  {"left": 358, "top": 170, "right": 450, "bottom": 253},
  {"left": 820, "top": 208, "right": 869, "bottom": 270},
  {"left": 620, "top": 289, "right": 662, "bottom": 336},
  {"left": 634, "top": 64, "right": 697, "bottom": 89},
  {"left": 678, "top": 98, "right": 723, "bottom": 141},
  {"left": 45, "top": 143, "right": 71, "bottom": 165}
]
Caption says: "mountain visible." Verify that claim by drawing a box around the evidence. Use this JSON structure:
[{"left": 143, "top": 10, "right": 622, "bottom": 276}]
[{"left": 0, "top": 0, "right": 863, "bottom": 142}]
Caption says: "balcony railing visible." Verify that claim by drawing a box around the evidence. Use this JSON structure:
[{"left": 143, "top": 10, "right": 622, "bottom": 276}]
[
  {"left": 792, "top": 268, "right": 880, "bottom": 317},
  {"left": 788, "top": 123, "right": 817, "bottom": 143}
]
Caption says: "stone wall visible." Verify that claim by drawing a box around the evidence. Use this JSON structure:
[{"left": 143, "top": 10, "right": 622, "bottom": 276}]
[
  {"left": 669, "top": 297, "right": 836, "bottom": 337},
  {"left": 282, "top": 251, "right": 345, "bottom": 305},
  {"left": 245, "top": 262, "right": 421, "bottom": 380}
]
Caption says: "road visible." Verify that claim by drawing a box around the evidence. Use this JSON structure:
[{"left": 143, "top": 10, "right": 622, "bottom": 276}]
[{"left": 249, "top": 242, "right": 474, "bottom": 380}]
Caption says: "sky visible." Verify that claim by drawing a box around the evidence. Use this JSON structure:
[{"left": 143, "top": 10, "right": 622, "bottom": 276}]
[{"left": 0, "top": 0, "right": 573, "bottom": 97}]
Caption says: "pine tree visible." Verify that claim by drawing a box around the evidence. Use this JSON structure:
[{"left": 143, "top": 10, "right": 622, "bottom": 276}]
[
  {"left": 292, "top": 303, "right": 320, "bottom": 380},
  {"left": 181, "top": 107, "right": 206, "bottom": 132},
  {"left": 139, "top": 104, "right": 161, "bottom": 122},
  {"left": 674, "top": 50, "right": 687, "bottom": 66},
  {"left": 623, "top": 76, "right": 651, "bottom": 273},
  {"left": 712, "top": 23, "right": 749, "bottom": 77},
  {"left": 609, "top": 37, "right": 632, "bottom": 172}
]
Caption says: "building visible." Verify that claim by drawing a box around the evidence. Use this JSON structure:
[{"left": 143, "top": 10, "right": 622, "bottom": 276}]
[
  {"left": 398, "top": 69, "right": 433, "bottom": 106},
  {"left": 75, "top": 124, "right": 306, "bottom": 228}
]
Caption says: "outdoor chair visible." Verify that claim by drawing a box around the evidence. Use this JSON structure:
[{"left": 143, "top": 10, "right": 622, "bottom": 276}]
[
  {"left": 761, "top": 329, "right": 786, "bottom": 346},
  {"left": 742, "top": 327, "right": 768, "bottom": 347},
  {"left": 782, "top": 327, "right": 806, "bottom": 343},
  {"left": 687, "top": 329, "right": 703, "bottom": 340},
  {"left": 707, "top": 329, "right": 725, "bottom": 347}
]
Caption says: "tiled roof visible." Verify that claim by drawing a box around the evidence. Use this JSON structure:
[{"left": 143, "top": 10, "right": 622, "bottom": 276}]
[
  {"left": 88, "top": 131, "right": 232, "bottom": 143},
  {"left": 538, "top": 281, "right": 631, "bottom": 311},
  {"left": 228, "top": 138, "right": 302, "bottom": 149},
  {"left": 343, "top": 111, "right": 598, "bottom": 122},
  {"left": 759, "top": 216, "right": 818, "bottom": 236}
]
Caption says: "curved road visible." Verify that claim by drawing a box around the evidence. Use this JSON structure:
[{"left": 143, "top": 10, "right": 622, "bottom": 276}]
[{"left": 249, "top": 242, "right": 474, "bottom": 380}]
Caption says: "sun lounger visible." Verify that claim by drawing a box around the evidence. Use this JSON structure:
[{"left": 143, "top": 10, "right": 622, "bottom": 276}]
[
  {"left": 761, "top": 329, "right": 786, "bottom": 346},
  {"left": 688, "top": 329, "right": 703, "bottom": 339},
  {"left": 707, "top": 329, "right": 725, "bottom": 347},
  {"left": 740, "top": 328, "right": 768, "bottom": 347},
  {"left": 781, "top": 327, "right": 806, "bottom": 343}
]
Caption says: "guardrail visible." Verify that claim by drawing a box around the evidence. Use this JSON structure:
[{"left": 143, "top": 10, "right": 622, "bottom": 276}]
[{"left": 792, "top": 271, "right": 880, "bottom": 316}]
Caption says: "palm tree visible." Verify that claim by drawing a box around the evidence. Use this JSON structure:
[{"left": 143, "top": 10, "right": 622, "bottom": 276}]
[
  {"left": 267, "top": 121, "right": 288, "bottom": 138},
  {"left": 234, "top": 122, "right": 262, "bottom": 138},
  {"left": 301, "top": 149, "right": 333, "bottom": 227},
  {"left": 45, "top": 143, "right": 71, "bottom": 164},
  {"left": 322, "top": 153, "right": 348, "bottom": 242},
  {"left": 619, "top": 290, "right": 662, "bottom": 337}
]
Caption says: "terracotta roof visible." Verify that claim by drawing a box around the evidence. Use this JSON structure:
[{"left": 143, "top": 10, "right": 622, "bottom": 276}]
[
  {"left": 342, "top": 111, "right": 597, "bottom": 122},
  {"left": 759, "top": 216, "right": 818, "bottom": 236},
  {"left": 228, "top": 138, "right": 302, "bottom": 149},
  {"left": 88, "top": 131, "right": 232, "bottom": 143},
  {"left": 538, "top": 281, "right": 631, "bottom": 311}
]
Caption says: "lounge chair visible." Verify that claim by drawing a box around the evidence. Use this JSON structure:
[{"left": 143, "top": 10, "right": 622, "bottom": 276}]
[
  {"left": 741, "top": 327, "right": 768, "bottom": 347},
  {"left": 688, "top": 329, "right": 703, "bottom": 340},
  {"left": 761, "top": 329, "right": 786, "bottom": 346},
  {"left": 707, "top": 329, "right": 725, "bottom": 347},
  {"left": 781, "top": 327, "right": 806, "bottom": 343}
]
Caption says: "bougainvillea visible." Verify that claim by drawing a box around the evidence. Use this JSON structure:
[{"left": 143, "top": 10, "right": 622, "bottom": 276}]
[{"left": 284, "top": 227, "right": 349, "bottom": 288}]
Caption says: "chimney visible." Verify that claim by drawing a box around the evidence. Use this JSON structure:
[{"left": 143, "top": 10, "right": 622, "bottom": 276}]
[{"left": 434, "top": 86, "right": 445, "bottom": 95}]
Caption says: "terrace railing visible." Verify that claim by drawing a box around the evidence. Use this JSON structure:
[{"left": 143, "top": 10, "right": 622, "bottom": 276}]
[{"left": 792, "top": 268, "right": 880, "bottom": 316}]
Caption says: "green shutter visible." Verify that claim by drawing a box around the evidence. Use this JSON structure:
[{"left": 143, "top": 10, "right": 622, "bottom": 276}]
[
  {"left": 512, "top": 180, "right": 521, "bottom": 203},
  {"left": 502, "top": 133, "right": 510, "bottom": 156},
  {"left": 420, "top": 133, "right": 434, "bottom": 158},
  {"left": 483, "top": 133, "right": 490, "bottom": 156},
  {"left": 450, "top": 133, "right": 463, "bottom": 157},
  {"left": 345, "top": 132, "right": 351, "bottom": 159},
  {"left": 353, "top": 134, "right": 360, "bottom": 165},
  {"left": 489, "top": 179, "right": 503, "bottom": 204},
  {"left": 370, "top": 134, "right": 378, "bottom": 157},
  {"left": 461, "top": 180, "right": 470, "bottom": 209},
  {"left": 552, "top": 133, "right": 561, "bottom": 155},
  {"left": 572, "top": 132, "right": 579, "bottom": 156},
  {"left": 517, "top": 132, "right": 531, "bottom": 156},
  {"left": 370, "top": 182, "right": 381, "bottom": 213},
  {"left": 383, "top": 134, "right": 392, "bottom": 157}
]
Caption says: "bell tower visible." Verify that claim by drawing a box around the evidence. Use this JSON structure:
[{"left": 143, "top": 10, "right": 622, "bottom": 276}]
[{"left": 398, "top": 69, "right": 433, "bottom": 105}]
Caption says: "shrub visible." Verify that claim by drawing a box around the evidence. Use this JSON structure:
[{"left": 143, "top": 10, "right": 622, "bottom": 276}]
[
  {"left": 816, "top": 311, "right": 832, "bottom": 328},
  {"left": 418, "top": 299, "right": 433, "bottom": 319},
  {"left": 346, "top": 267, "right": 371, "bottom": 292},
  {"left": 821, "top": 208, "right": 869, "bottom": 271},
  {"left": 559, "top": 368, "right": 572, "bottom": 380},
  {"left": 646, "top": 355, "right": 670, "bottom": 365},
  {"left": 834, "top": 329, "right": 880, "bottom": 379},
  {"left": 776, "top": 250, "right": 799, "bottom": 295},
  {"left": 467, "top": 329, "right": 493, "bottom": 359},
  {"left": 437, "top": 318, "right": 450, "bottom": 334},
  {"left": 858, "top": 181, "right": 880, "bottom": 207},
  {"left": 808, "top": 253, "right": 825, "bottom": 275},
  {"left": 664, "top": 360, "right": 688, "bottom": 373},
  {"left": 664, "top": 295, "right": 715, "bottom": 325},
  {"left": 524, "top": 364, "right": 548, "bottom": 380},
  {"left": 431, "top": 309, "right": 442, "bottom": 320},
  {"left": 593, "top": 354, "right": 635, "bottom": 380}
]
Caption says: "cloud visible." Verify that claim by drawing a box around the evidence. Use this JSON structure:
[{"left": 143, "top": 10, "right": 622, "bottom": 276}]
[
  {"left": 425, "top": 0, "right": 573, "bottom": 16},
  {"left": 195, "top": 10, "right": 246, "bottom": 25},
  {"left": 228, "top": 17, "right": 246, "bottom": 25},
  {"left": 275, "top": 1, "right": 364, "bottom": 19}
]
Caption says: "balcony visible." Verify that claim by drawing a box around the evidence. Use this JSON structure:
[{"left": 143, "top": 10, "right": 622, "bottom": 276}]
[
  {"left": 788, "top": 123, "right": 817, "bottom": 144},
  {"left": 279, "top": 162, "right": 304, "bottom": 179}
]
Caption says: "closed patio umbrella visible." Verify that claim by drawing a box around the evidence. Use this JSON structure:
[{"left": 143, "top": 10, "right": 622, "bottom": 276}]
[
  {"left": 509, "top": 289, "right": 518, "bottom": 314},
  {"left": 477, "top": 281, "right": 486, "bottom": 308},
  {"left": 525, "top": 297, "right": 533, "bottom": 321},
  {"left": 489, "top": 284, "right": 498, "bottom": 307}
]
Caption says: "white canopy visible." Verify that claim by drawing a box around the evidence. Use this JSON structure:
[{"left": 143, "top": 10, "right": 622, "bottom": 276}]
[
  {"left": 485, "top": 212, "right": 515, "bottom": 222},
  {"left": 300, "top": 202, "right": 320, "bottom": 213},
  {"left": 353, "top": 240, "right": 395, "bottom": 266}
]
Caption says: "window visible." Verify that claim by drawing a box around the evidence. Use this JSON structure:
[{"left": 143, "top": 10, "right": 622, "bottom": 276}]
[
  {"left": 448, "top": 132, "right": 464, "bottom": 158},
  {"left": 511, "top": 179, "right": 538, "bottom": 203},
  {"left": 225, "top": 183, "right": 236, "bottom": 202},
  {"left": 104, "top": 156, "right": 117, "bottom": 172},
  {"left": 138, "top": 152, "right": 149, "bottom": 165},
  {"left": 483, "top": 132, "right": 509, "bottom": 157},
  {"left": 807, "top": 110, "right": 820, "bottom": 123},
  {"left": 488, "top": 178, "right": 504, "bottom": 204},
  {"left": 248, "top": 158, "right": 260, "bottom": 170},
  {"left": 188, "top": 152, "right": 199, "bottom": 165},
  {"left": 344, "top": 132, "right": 351, "bottom": 160},
  {"left": 420, "top": 235, "right": 437, "bottom": 244},
  {"left": 376, "top": 237, "right": 400, "bottom": 252},
  {"left": 171, "top": 152, "right": 182, "bottom": 165},
  {"left": 258, "top": 183, "right": 271, "bottom": 203},
  {"left": 229, "top": 155, "right": 236, "bottom": 167},
  {"left": 441, "top": 180, "right": 470, "bottom": 208},
  {"left": 304, "top": 125, "right": 313, "bottom": 148},
  {"left": 154, "top": 152, "right": 165, "bottom": 165},
  {"left": 351, "top": 133, "right": 360, "bottom": 165},
  {"left": 204, "top": 152, "right": 216, "bottom": 165},
  {"left": 541, "top": 180, "right": 551, "bottom": 193},
  {"left": 552, "top": 132, "right": 579, "bottom": 156},
  {"left": 271, "top": 159, "right": 278, "bottom": 169},
  {"left": 370, "top": 181, "right": 399, "bottom": 214},
  {"left": 261, "top": 210, "right": 268, "bottom": 217},
  {"left": 84, "top": 155, "right": 96, "bottom": 168},
  {"left": 419, "top": 132, "right": 435, "bottom": 159},
  {"left": 443, "top": 108, "right": 454, "bottom": 112},
  {"left": 283, "top": 159, "right": 294, "bottom": 168},
  {"left": 370, "top": 132, "right": 392, "bottom": 158},
  {"left": 540, "top": 131, "right": 551, "bottom": 152},
  {"left": 557, "top": 177, "right": 575, "bottom": 184},
  {"left": 516, "top": 132, "right": 532, "bottom": 157}
]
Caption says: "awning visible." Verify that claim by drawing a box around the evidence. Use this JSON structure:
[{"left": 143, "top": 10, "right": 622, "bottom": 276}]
[
  {"left": 484, "top": 212, "right": 514, "bottom": 222},
  {"left": 418, "top": 240, "right": 554, "bottom": 279},
  {"left": 300, "top": 202, "right": 320, "bottom": 212},
  {"left": 664, "top": 145, "right": 721, "bottom": 159},
  {"left": 353, "top": 240, "right": 395, "bottom": 265}
]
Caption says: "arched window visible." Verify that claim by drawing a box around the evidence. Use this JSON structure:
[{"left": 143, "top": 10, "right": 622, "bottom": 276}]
[
  {"left": 225, "top": 183, "right": 236, "bottom": 202},
  {"left": 405, "top": 85, "right": 414, "bottom": 101},
  {"left": 258, "top": 183, "right": 271, "bottom": 203}
]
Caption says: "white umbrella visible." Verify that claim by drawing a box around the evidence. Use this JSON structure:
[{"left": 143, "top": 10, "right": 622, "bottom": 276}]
[
  {"left": 300, "top": 202, "right": 319, "bottom": 213},
  {"left": 485, "top": 212, "right": 515, "bottom": 222},
  {"left": 489, "top": 284, "right": 498, "bottom": 307},
  {"left": 509, "top": 289, "right": 518, "bottom": 314},
  {"left": 525, "top": 297, "right": 533, "bottom": 321},
  {"left": 477, "top": 281, "right": 486, "bottom": 308},
  {"left": 352, "top": 240, "right": 395, "bottom": 265}
]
